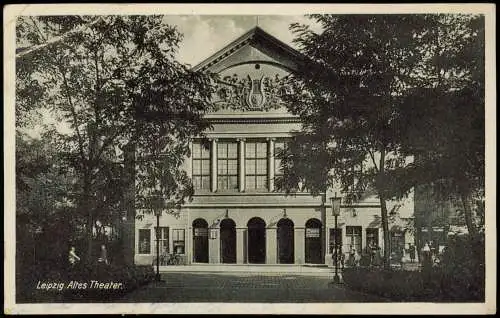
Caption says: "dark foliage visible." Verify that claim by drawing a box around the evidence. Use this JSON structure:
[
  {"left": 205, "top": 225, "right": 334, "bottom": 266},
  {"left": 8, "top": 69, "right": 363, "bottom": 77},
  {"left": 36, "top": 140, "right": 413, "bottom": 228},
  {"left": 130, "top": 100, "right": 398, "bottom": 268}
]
[{"left": 343, "top": 234, "right": 485, "bottom": 302}]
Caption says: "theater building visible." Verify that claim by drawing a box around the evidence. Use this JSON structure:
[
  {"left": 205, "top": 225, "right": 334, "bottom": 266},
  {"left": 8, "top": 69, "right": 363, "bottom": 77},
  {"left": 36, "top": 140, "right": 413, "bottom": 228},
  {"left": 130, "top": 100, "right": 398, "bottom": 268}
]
[{"left": 133, "top": 27, "right": 415, "bottom": 266}]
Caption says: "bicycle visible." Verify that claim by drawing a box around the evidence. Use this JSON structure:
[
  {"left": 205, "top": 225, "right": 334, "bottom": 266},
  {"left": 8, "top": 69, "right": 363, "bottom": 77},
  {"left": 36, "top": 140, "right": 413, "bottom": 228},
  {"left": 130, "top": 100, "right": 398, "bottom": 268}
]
[{"left": 166, "top": 253, "right": 181, "bottom": 265}]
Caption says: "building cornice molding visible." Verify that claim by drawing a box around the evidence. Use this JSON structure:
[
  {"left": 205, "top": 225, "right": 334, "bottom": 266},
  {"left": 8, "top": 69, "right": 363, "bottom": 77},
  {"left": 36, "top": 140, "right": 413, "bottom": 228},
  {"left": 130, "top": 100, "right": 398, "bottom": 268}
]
[
  {"left": 182, "top": 203, "right": 381, "bottom": 209},
  {"left": 207, "top": 117, "right": 301, "bottom": 124}
]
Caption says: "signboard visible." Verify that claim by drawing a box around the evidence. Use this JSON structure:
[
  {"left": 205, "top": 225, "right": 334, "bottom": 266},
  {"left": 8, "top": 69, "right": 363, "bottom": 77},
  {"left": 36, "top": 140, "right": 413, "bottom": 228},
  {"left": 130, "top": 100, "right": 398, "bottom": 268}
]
[
  {"left": 194, "top": 228, "right": 208, "bottom": 237},
  {"left": 306, "top": 228, "right": 320, "bottom": 238}
]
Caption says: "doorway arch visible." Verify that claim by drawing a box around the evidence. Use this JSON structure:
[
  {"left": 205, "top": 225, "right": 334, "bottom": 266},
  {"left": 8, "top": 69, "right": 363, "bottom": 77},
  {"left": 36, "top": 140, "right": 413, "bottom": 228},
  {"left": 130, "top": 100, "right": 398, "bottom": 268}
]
[
  {"left": 305, "top": 218, "right": 322, "bottom": 264},
  {"left": 220, "top": 218, "right": 236, "bottom": 263},
  {"left": 277, "top": 218, "right": 294, "bottom": 264},
  {"left": 247, "top": 217, "right": 266, "bottom": 264},
  {"left": 192, "top": 218, "right": 208, "bottom": 263}
]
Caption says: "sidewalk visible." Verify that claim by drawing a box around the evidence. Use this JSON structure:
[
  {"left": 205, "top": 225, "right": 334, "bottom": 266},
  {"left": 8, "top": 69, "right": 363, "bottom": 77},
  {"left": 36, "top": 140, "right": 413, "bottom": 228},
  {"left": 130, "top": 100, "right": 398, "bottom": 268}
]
[{"left": 155, "top": 264, "right": 334, "bottom": 275}]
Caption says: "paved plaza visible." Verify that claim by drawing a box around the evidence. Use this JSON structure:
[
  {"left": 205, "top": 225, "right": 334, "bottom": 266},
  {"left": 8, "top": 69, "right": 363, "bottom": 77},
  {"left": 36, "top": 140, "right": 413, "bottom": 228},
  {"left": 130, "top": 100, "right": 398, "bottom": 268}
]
[{"left": 117, "top": 266, "right": 389, "bottom": 303}]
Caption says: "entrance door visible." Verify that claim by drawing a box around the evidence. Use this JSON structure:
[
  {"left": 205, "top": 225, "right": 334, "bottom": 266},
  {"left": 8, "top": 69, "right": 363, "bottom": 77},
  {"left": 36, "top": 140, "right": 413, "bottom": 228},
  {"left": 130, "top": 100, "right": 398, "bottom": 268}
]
[
  {"left": 305, "top": 218, "right": 322, "bottom": 264},
  {"left": 220, "top": 218, "right": 236, "bottom": 263},
  {"left": 192, "top": 218, "right": 208, "bottom": 263},
  {"left": 277, "top": 218, "right": 294, "bottom": 264},
  {"left": 247, "top": 217, "right": 266, "bottom": 264}
]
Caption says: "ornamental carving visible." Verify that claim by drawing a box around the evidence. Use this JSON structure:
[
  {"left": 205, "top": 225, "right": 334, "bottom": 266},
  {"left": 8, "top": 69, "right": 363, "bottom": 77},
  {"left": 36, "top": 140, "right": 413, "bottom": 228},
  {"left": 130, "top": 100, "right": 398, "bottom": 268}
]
[{"left": 214, "top": 74, "right": 291, "bottom": 111}]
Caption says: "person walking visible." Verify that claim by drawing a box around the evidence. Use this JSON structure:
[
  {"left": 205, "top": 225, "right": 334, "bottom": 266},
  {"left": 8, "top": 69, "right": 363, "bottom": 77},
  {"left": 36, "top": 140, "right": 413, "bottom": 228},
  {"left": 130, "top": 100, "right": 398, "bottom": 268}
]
[
  {"left": 409, "top": 243, "right": 416, "bottom": 263},
  {"left": 348, "top": 246, "right": 356, "bottom": 267},
  {"left": 354, "top": 249, "right": 361, "bottom": 267},
  {"left": 421, "top": 242, "right": 432, "bottom": 286},
  {"left": 68, "top": 246, "right": 81, "bottom": 268},
  {"left": 368, "top": 241, "right": 376, "bottom": 266},
  {"left": 98, "top": 244, "right": 109, "bottom": 265}
]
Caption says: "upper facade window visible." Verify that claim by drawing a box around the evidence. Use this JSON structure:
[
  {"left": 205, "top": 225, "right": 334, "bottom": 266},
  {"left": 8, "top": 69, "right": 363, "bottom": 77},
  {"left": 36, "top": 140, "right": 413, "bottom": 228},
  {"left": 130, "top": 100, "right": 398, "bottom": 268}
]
[
  {"left": 192, "top": 141, "right": 211, "bottom": 190},
  {"left": 217, "top": 141, "right": 239, "bottom": 191},
  {"left": 245, "top": 141, "right": 268, "bottom": 191},
  {"left": 273, "top": 139, "right": 289, "bottom": 178}
]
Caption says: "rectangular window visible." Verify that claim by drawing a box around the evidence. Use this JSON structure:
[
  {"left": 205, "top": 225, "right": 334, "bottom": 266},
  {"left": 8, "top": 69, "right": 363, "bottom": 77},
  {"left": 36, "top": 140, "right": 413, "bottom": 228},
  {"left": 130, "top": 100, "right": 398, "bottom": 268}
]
[
  {"left": 192, "top": 141, "right": 211, "bottom": 190},
  {"left": 273, "top": 140, "right": 290, "bottom": 192},
  {"left": 154, "top": 226, "right": 169, "bottom": 255},
  {"left": 273, "top": 140, "right": 289, "bottom": 177},
  {"left": 217, "top": 141, "right": 239, "bottom": 191},
  {"left": 329, "top": 228, "right": 342, "bottom": 254},
  {"left": 138, "top": 229, "right": 151, "bottom": 254},
  {"left": 245, "top": 141, "right": 268, "bottom": 190},
  {"left": 172, "top": 229, "right": 185, "bottom": 254},
  {"left": 345, "top": 226, "right": 362, "bottom": 253}
]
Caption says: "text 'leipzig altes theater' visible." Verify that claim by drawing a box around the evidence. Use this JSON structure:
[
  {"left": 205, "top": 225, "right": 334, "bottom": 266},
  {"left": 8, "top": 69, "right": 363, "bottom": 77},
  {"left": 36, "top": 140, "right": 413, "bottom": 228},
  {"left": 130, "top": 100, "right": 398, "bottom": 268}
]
[{"left": 133, "top": 27, "right": 415, "bottom": 267}]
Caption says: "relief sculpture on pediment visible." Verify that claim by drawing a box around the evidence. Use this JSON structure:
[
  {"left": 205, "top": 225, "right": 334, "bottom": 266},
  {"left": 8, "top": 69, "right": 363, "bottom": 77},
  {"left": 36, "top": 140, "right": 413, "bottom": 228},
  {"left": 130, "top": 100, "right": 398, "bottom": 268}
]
[{"left": 214, "top": 73, "right": 290, "bottom": 111}]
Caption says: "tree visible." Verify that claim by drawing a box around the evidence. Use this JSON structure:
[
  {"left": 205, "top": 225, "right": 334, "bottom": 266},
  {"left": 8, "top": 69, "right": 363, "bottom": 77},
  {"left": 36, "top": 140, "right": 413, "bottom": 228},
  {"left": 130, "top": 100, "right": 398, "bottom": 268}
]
[
  {"left": 16, "top": 15, "right": 216, "bottom": 260},
  {"left": 16, "top": 129, "right": 79, "bottom": 269},
  {"left": 276, "top": 15, "right": 447, "bottom": 269},
  {"left": 396, "top": 14, "right": 485, "bottom": 238}
]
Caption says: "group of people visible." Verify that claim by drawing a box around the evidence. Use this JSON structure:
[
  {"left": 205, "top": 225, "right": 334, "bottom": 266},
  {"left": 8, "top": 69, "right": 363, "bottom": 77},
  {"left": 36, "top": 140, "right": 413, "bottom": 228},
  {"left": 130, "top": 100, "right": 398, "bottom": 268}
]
[
  {"left": 68, "top": 244, "right": 110, "bottom": 268},
  {"left": 421, "top": 240, "right": 442, "bottom": 268},
  {"left": 332, "top": 242, "right": 384, "bottom": 268},
  {"left": 332, "top": 241, "right": 424, "bottom": 268}
]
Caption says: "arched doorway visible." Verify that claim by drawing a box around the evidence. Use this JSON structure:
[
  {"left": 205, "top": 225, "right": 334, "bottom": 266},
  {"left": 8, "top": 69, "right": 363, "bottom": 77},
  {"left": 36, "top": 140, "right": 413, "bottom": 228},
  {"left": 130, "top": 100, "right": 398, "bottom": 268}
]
[
  {"left": 305, "top": 218, "right": 322, "bottom": 264},
  {"left": 247, "top": 217, "right": 266, "bottom": 264},
  {"left": 220, "top": 218, "right": 236, "bottom": 263},
  {"left": 277, "top": 218, "right": 294, "bottom": 264},
  {"left": 192, "top": 218, "right": 208, "bottom": 263}
]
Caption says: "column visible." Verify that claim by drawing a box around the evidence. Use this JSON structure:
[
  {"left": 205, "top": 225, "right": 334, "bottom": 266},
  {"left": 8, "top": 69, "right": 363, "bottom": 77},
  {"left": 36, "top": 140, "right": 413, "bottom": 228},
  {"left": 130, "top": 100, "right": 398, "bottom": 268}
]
[
  {"left": 211, "top": 138, "right": 217, "bottom": 192},
  {"left": 294, "top": 227, "right": 305, "bottom": 264},
  {"left": 209, "top": 227, "right": 220, "bottom": 263},
  {"left": 266, "top": 227, "right": 277, "bottom": 264},
  {"left": 267, "top": 138, "right": 275, "bottom": 192},
  {"left": 236, "top": 228, "right": 245, "bottom": 264},
  {"left": 238, "top": 138, "right": 245, "bottom": 192},
  {"left": 186, "top": 212, "right": 192, "bottom": 265}
]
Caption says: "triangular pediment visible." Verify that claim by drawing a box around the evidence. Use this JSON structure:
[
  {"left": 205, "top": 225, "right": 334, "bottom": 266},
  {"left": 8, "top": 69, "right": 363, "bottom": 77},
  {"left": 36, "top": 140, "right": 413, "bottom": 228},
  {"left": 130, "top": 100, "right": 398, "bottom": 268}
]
[
  {"left": 193, "top": 27, "right": 306, "bottom": 74},
  {"left": 194, "top": 27, "right": 307, "bottom": 116}
]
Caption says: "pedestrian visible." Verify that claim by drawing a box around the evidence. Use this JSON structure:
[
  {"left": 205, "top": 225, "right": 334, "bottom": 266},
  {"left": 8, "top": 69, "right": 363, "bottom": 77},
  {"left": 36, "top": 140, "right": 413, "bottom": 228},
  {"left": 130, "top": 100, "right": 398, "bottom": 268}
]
[
  {"left": 409, "top": 243, "right": 416, "bottom": 263},
  {"left": 348, "top": 247, "right": 356, "bottom": 267},
  {"left": 421, "top": 242, "right": 432, "bottom": 285},
  {"left": 368, "top": 240, "right": 376, "bottom": 265},
  {"left": 98, "top": 244, "right": 109, "bottom": 265},
  {"left": 372, "top": 247, "right": 382, "bottom": 267},
  {"left": 429, "top": 240, "right": 436, "bottom": 257},
  {"left": 354, "top": 249, "right": 361, "bottom": 267},
  {"left": 68, "top": 246, "right": 81, "bottom": 268},
  {"left": 399, "top": 246, "right": 405, "bottom": 269},
  {"left": 332, "top": 249, "right": 337, "bottom": 267}
]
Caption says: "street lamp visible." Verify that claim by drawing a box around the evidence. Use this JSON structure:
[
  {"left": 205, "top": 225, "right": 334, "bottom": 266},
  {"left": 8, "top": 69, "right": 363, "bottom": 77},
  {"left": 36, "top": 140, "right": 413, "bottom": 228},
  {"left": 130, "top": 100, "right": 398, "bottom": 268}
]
[
  {"left": 331, "top": 195, "right": 343, "bottom": 284},
  {"left": 151, "top": 195, "right": 165, "bottom": 282}
]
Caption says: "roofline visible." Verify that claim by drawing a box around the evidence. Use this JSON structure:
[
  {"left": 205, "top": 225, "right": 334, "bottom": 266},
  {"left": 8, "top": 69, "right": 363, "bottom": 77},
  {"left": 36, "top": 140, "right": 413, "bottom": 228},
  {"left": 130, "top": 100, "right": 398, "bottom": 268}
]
[{"left": 192, "top": 26, "right": 307, "bottom": 72}]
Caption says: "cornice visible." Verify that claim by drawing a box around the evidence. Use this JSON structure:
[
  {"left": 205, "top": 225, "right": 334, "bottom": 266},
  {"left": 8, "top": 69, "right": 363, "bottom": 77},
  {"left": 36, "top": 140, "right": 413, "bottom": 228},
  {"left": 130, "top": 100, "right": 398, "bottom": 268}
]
[{"left": 208, "top": 117, "right": 301, "bottom": 124}]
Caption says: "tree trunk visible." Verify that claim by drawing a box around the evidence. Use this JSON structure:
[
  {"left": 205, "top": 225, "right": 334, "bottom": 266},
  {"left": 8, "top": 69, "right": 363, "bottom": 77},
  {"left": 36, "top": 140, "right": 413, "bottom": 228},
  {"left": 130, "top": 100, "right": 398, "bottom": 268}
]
[
  {"left": 83, "top": 176, "right": 93, "bottom": 263},
  {"left": 378, "top": 147, "right": 391, "bottom": 270},
  {"left": 380, "top": 196, "right": 391, "bottom": 270}
]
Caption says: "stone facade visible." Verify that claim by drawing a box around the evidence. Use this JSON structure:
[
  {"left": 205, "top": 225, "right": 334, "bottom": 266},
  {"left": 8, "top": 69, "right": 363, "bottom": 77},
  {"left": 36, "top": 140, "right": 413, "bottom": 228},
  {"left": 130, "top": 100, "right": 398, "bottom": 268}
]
[{"left": 134, "top": 27, "right": 415, "bottom": 266}]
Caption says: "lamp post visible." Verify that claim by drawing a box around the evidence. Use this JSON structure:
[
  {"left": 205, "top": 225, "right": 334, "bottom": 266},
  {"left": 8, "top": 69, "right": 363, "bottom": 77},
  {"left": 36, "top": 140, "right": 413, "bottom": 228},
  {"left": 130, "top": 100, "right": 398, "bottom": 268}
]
[
  {"left": 331, "top": 195, "right": 343, "bottom": 284},
  {"left": 152, "top": 195, "right": 164, "bottom": 282}
]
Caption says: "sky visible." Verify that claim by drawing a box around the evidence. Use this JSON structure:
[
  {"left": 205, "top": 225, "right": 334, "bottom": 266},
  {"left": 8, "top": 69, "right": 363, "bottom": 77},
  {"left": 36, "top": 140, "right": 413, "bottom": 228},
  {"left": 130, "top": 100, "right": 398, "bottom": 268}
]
[
  {"left": 19, "top": 15, "right": 322, "bottom": 139},
  {"left": 163, "top": 15, "right": 323, "bottom": 66}
]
